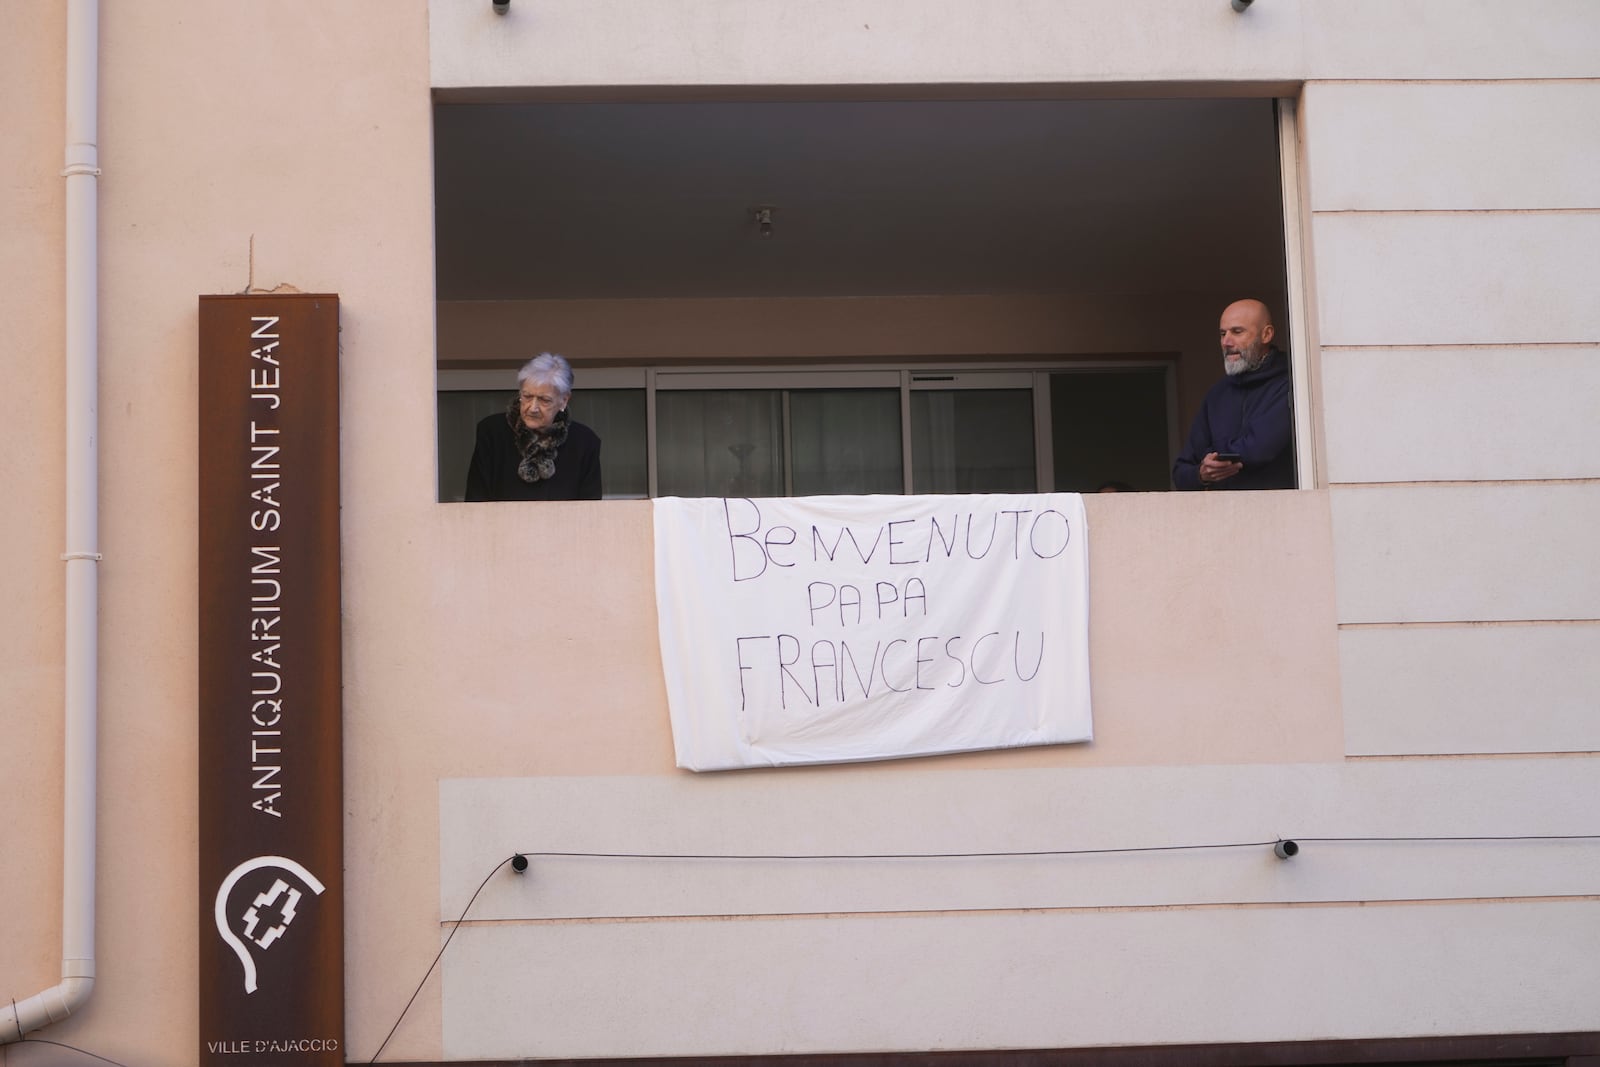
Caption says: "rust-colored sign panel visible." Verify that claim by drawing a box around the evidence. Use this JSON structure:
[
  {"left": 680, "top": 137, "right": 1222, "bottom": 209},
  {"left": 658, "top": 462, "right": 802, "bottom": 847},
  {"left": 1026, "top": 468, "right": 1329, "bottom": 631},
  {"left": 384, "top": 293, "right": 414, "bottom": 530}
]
[{"left": 198, "top": 294, "right": 343, "bottom": 1065}]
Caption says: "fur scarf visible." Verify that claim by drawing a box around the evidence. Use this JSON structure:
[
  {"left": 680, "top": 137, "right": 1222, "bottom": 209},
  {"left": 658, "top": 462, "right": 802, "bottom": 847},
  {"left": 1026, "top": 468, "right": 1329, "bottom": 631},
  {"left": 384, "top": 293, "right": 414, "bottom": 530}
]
[{"left": 505, "top": 400, "right": 571, "bottom": 483}]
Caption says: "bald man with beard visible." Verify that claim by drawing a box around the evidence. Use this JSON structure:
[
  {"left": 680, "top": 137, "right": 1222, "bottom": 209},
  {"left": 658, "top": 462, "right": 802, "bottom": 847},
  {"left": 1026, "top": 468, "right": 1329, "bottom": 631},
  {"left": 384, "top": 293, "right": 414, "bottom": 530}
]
[{"left": 1172, "top": 299, "right": 1295, "bottom": 491}]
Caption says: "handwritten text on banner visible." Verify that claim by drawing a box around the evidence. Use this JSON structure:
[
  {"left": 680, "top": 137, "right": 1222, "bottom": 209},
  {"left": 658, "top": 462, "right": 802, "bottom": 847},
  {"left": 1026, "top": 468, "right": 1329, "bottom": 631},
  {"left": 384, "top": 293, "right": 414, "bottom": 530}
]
[{"left": 654, "top": 493, "right": 1092, "bottom": 771}]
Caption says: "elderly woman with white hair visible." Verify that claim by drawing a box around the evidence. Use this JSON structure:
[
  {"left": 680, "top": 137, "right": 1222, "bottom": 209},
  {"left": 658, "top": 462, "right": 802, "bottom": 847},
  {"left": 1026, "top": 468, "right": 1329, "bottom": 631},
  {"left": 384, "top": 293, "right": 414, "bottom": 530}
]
[{"left": 465, "top": 353, "right": 602, "bottom": 501}]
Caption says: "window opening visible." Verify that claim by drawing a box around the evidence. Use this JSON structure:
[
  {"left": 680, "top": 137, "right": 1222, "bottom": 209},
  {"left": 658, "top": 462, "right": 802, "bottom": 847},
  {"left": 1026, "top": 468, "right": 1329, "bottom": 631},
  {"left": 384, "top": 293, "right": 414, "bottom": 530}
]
[
  {"left": 1047, "top": 367, "right": 1173, "bottom": 493},
  {"left": 439, "top": 361, "right": 1176, "bottom": 500},
  {"left": 437, "top": 387, "right": 648, "bottom": 502},
  {"left": 911, "top": 388, "right": 1035, "bottom": 494},
  {"left": 789, "top": 389, "right": 903, "bottom": 496},
  {"left": 656, "top": 389, "right": 784, "bottom": 498},
  {"left": 433, "top": 95, "right": 1300, "bottom": 498}
]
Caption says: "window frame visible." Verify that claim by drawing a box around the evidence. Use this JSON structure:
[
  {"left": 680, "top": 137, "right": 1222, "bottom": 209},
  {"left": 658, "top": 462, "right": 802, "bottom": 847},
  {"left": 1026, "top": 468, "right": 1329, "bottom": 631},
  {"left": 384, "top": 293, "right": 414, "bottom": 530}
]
[
  {"left": 1277, "top": 96, "right": 1318, "bottom": 490},
  {"left": 438, "top": 358, "right": 1179, "bottom": 499}
]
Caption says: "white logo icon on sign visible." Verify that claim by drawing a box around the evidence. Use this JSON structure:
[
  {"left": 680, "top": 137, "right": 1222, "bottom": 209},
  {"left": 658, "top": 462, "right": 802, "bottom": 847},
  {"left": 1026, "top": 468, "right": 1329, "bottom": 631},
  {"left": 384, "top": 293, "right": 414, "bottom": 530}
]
[{"left": 214, "top": 856, "right": 326, "bottom": 994}]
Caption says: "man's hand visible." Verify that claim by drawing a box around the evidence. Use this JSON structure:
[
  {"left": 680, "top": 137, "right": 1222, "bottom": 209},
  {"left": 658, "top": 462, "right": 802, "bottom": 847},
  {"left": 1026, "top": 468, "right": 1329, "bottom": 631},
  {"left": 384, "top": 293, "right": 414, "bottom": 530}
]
[{"left": 1198, "top": 451, "right": 1243, "bottom": 486}]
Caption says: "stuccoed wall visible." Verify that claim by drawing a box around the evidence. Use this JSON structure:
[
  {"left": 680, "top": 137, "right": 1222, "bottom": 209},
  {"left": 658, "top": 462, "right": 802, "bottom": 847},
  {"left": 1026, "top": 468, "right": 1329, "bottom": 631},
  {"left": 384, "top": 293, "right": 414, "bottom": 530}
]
[
  {"left": 2, "top": 3, "right": 438, "bottom": 1064},
  {"left": 429, "top": 1, "right": 1600, "bottom": 1057},
  {"left": 3, "top": 1, "right": 1597, "bottom": 1064},
  {"left": 1303, "top": 78, "right": 1600, "bottom": 756},
  {"left": 429, "top": 0, "right": 1600, "bottom": 90}
]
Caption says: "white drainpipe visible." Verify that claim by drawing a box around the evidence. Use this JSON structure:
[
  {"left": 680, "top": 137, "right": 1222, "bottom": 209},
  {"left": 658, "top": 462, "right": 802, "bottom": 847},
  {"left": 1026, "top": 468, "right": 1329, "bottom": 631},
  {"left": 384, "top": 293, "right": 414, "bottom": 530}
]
[{"left": 3, "top": 0, "right": 100, "bottom": 1043}]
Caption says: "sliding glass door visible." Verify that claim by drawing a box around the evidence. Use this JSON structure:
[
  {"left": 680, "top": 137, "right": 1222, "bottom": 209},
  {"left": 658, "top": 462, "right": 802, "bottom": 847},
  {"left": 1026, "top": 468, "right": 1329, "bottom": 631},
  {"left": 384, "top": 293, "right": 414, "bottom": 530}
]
[{"left": 438, "top": 361, "right": 1175, "bottom": 500}]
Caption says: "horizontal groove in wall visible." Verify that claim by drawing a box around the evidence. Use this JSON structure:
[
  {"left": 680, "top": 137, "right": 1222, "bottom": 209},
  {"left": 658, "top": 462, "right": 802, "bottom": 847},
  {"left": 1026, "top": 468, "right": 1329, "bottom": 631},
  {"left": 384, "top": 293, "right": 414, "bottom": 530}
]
[
  {"left": 1330, "top": 477, "right": 1600, "bottom": 488},
  {"left": 1312, "top": 207, "right": 1599, "bottom": 216},
  {"left": 1339, "top": 618, "right": 1600, "bottom": 630},
  {"left": 1349, "top": 751, "right": 1600, "bottom": 762},
  {"left": 1307, "top": 77, "right": 1600, "bottom": 85},
  {"left": 444, "top": 893, "right": 1600, "bottom": 928},
  {"left": 1323, "top": 342, "right": 1599, "bottom": 351},
  {"left": 1321, "top": 341, "right": 1599, "bottom": 350},
  {"left": 390, "top": 1032, "right": 1600, "bottom": 1067}
]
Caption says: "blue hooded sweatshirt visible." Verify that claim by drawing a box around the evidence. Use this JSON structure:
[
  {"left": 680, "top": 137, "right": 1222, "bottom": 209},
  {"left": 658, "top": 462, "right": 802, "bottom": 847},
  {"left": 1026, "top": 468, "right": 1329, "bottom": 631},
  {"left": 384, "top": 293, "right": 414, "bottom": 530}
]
[{"left": 1172, "top": 348, "right": 1294, "bottom": 491}]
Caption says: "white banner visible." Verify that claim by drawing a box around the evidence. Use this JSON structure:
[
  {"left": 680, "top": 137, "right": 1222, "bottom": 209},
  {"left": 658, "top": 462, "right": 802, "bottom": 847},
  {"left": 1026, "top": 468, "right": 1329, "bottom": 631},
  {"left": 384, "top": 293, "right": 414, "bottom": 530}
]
[{"left": 653, "top": 494, "right": 1092, "bottom": 771}]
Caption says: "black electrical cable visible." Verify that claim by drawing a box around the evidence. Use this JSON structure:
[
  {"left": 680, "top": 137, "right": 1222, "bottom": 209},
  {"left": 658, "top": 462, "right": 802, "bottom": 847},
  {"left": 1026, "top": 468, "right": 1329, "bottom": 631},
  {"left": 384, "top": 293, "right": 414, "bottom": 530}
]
[
  {"left": 16, "top": 1037, "right": 133, "bottom": 1067},
  {"left": 368, "top": 854, "right": 513, "bottom": 1063},
  {"left": 370, "top": 832, "right": 1600, "bottom": 1062},
  {"left": 1294, "top": 834, "right": 1600, "bottom": 845},
  {"left": 15, "top": 834, "right": 1597, "bottom": 1067},
  {"left": 508, "top": 832, "right": 1600, "bottom": 862},
  {"left": 514, "top": 840, "right": 1281, "bottom": 860}
]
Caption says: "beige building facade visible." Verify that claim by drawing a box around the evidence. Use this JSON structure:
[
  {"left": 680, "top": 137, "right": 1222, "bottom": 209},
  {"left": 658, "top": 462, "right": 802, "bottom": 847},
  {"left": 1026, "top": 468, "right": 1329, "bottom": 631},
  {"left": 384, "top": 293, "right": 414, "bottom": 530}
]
[{"left": 3, "top": 1, "right": 1598, "bottom": 1064}]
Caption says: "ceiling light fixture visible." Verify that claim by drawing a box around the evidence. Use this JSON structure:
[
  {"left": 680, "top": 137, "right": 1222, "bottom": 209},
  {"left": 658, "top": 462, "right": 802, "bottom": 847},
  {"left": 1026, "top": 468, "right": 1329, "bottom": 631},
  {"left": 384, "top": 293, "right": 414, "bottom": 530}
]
[{"left": 1231, "top": 0, "right": 1253, "bottom": 11}]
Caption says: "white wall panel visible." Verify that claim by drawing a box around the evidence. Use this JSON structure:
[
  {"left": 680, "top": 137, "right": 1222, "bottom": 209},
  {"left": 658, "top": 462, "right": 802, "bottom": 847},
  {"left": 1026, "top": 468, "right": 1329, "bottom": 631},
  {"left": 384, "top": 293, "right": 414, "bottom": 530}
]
[
  {"left": 1330, "top": 483, "right": 1600, "bottom": 623},
  {"left": 431, "top": 1, "right": 1600, "bottom": 90},
  {"left": 1322, "top": 346, "right": 1600, "bottom": 483},
  {"left": 1304, "top": 82, "right": 1600, "bottom": 212},
  {"left": 441, "top": 900, "right": 1600, "bottom": 1059},
  {"left": 1342, "top": 623, "right": 1600, "bottom": 755},
  {"left": 431, "top": 0, "right": 1309, "bottom": 90},
  {"left": 1300, "top": 1, "right": 1600, "bottom": 80},
  {"left": 1314, "top": 213, "right": 1600, "bottom": 348},
  {"left": 440, "top": 760, "right": 1600, "bottom": 920}
]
